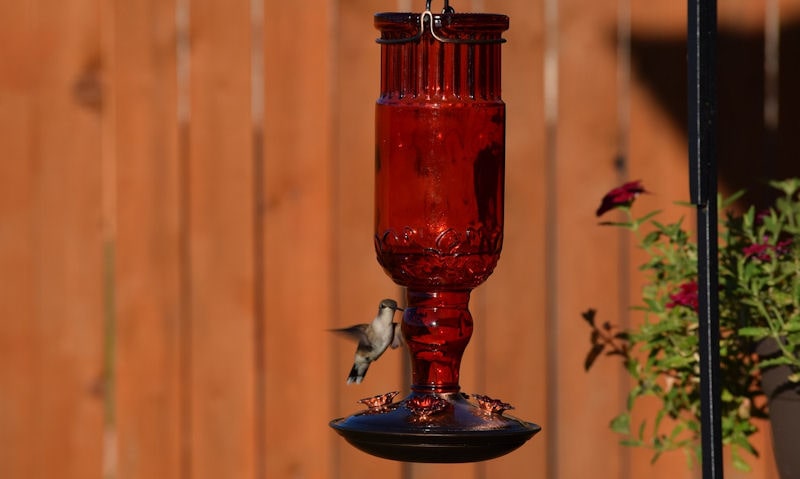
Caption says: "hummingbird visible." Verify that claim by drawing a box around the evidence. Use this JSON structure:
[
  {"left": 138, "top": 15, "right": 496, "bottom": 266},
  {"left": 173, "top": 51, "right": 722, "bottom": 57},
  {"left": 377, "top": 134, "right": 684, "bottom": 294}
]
[{"left": 331, "top": 298, "right": 404, "bottom": 384}]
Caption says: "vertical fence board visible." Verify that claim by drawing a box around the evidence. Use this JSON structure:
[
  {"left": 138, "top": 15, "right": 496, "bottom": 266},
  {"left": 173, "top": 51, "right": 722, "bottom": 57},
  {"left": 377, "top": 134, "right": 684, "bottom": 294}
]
[
  {"left": 112, "top": 0, "right": 182, "bottom": 478},
  {"left": 262, "top": 1, "right": 335, "bottom": 477},
  {"left": 552, "top": 0, "right": 629, "bottom": 477},
  {"left": 777, "top": 4, "right": 800, "bottom": 193},
  {"left": 0, "top": 1, "right": 105, "bottom": 478},
  {"left": 480, "top": 0, "right": 549, "bottom": 477},
  {"left": 0, "top": 70, "right": 39, "bottom": 479},
  {"left": 623, "top": 1, "right": 694, "bottom": 477},
  {"left": 331, "top": 2, "right": 407, "bottom": 477},
  {"left": 188, "top": 1, "right": 256, "bottom": 478}
]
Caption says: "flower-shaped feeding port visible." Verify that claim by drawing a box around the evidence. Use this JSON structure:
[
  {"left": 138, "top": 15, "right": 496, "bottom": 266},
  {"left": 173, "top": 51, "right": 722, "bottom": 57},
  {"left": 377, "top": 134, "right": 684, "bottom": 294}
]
[
  {"left": 358, "top": 391, "right": 400, "bottom": 413},
  {"left": 405, "top": 394, "right": 449, "bottom": 422},
  {"left": 330, "top": 2, "right": 540, "bottom": 463},
  {"left": 472, "top": 394, "right": 514, "bottom": 416}
]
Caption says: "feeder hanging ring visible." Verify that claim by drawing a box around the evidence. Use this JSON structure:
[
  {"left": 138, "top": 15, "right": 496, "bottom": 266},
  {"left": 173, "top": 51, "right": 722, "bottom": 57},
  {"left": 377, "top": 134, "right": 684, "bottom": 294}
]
[{"left": 376, "top": 1, "right": 507, "bottom": 45}]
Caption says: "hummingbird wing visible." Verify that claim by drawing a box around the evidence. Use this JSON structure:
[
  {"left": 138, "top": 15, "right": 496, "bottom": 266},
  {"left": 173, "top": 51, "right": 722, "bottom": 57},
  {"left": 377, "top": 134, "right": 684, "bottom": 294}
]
[
  {"left": 330, "top": 324, "right": 369, "bottom": 344},
  {"left": 390, "top": 322, "right": 403, "bottom": 349}
]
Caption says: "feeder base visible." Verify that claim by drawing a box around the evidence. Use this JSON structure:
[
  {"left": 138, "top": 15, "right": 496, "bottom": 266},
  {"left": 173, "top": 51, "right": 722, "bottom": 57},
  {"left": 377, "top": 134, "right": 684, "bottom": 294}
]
[{"left": 330, "top": 392, "right": 541, "bottom": 463}]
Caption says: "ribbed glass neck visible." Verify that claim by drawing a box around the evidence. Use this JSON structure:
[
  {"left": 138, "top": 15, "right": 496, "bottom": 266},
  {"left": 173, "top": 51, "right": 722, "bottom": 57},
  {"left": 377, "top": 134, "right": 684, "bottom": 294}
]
[{"left": 375, "top": 13, "right": 508, "bottom": 101}]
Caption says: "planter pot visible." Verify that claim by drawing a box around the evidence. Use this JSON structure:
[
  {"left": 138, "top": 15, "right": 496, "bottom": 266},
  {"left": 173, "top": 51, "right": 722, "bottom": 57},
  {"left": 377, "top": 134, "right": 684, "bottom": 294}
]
[{"left": 758, "top": 339, "right": 800, "bottom": 479}]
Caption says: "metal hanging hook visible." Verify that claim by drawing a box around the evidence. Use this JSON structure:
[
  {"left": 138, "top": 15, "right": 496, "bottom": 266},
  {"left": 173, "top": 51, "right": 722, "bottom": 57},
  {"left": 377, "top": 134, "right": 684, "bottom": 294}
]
[
  {"left": 420, "top": 0, "right": 461, "bottom": 44},
  {"left": 376, "top": 0, "right": 505, "bottom": 45},
  {"left": 425, "top": 0, "right": 455, "bottom": 13}
]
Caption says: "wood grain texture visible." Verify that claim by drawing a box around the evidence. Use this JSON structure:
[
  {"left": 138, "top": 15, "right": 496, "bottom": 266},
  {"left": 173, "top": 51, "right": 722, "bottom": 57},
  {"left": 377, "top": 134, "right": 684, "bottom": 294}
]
[
  {"left": 330, "top": 10, "right": 406, "bottom": 478},
  {"left": 624, "top": 0, "right": 697, "bottom": 475},
  {"left": 551, "top": 0, "right": 630, "bottom": 476},
  {"left": 111, "top": 0, "right": 183, "bottom": 478},
  {"left": 480, "top": 0, "right": 549, "bottom": 477},
  {"left": 261, "top": 1, "right": 336, "bottom": 477},
  {"left": 188, "top": 0, "right": 256, "bottom": 478},
  {"left": 0, "top": 1, "right": 105, "bottom": 478}
]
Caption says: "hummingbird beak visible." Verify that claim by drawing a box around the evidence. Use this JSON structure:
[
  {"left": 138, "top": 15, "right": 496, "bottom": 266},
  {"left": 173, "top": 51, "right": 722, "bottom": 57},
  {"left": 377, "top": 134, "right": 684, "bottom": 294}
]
[{"left": 395, "top": 306, "right": 405, "bottom": 311}]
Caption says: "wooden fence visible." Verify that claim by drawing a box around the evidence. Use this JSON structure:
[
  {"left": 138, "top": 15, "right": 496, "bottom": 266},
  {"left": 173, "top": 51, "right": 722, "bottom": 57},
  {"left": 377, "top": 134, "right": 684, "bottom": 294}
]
[{"left": 1, "top": 0, "right": 799, "bottom": 477}]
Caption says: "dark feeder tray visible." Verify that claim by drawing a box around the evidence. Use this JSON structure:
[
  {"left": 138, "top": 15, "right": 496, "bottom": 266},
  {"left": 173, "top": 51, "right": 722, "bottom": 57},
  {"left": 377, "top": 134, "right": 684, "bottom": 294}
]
[{"left": 331, "top": 392, "right": 541, "bottom": 463}]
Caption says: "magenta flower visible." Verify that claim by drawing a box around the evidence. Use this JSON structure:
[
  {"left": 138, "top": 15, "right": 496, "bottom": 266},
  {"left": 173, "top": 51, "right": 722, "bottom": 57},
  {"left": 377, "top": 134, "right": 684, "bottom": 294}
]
[
  {"left": 666, "top": 281, "right": 699, "bottom": 311},
  {"left": 743, "top": 243, "right": 773, "bottom": 261},
  {"left": 776, "top": 238, "right": 793, "bottom": 255},
  {"left": 743, "top": 237, "right": 793, "bottom": 261},
  {"left": 596, "top": 180, "right": 647, "bottom": 217}
]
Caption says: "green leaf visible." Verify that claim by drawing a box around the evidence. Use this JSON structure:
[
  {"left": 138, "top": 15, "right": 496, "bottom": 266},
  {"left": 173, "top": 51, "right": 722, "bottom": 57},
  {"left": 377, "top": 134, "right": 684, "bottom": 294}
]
[
  {"left": 634, "top": 210, "right": 663, "bottom": 228},
  {"left": 731, "top": 452, "right": 752, "bottom": 472},
  {"left": 620, "top": 439, "right": 644, "bottom": 447},
  {"left": 658, "top": 355, "right": 695, "bottom": 369},
  {"left": 650, "top": 450, "right": 663, "bottom": 465},
  {"left": 756, "top": 356, "right": 795, "bottom": 369},
  {"left": 770, "top": 178, "right": 800, "bottom": 197},
  {"left": 610, "top": 413, "right": 631, "bottom": 434},
  {"left": 638, "top": 419, "right": 647, "bottom": 441},
  {"left": 642, "top": 298, "right": 663, "bottom": 312},
  {"left": 784, "top": 322, "right": 800, "bottom": 333},
  {"left": 721, "top": 189, "right": 746, "bottom": 209},
  {"left": 669, "top": 422, "right": 686, "bottom": 440},
  {"left": 642, "top": 230, "right": 662, "bottom": 248},
  {"left": 738, "top": 327, "right": 770, "bottom": 338}
]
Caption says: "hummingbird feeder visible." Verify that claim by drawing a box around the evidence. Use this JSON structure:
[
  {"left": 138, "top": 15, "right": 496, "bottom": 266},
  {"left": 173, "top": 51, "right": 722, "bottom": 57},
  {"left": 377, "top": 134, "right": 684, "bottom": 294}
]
[{"left": 330, "top": 0, "right": 541, "bottom": 463}]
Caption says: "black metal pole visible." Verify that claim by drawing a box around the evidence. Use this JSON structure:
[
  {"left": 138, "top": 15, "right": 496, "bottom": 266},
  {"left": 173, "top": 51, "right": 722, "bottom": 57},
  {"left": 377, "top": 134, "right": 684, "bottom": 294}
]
[{"left": 688, "top": 0, "right": 723, "bottom": 478}]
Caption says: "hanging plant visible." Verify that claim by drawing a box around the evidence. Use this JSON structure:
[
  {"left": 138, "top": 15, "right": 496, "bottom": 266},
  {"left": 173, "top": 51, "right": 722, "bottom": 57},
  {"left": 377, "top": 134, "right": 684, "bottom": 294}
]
[{"left": 584, "top": 179, "right": 800, "bottom": 472}]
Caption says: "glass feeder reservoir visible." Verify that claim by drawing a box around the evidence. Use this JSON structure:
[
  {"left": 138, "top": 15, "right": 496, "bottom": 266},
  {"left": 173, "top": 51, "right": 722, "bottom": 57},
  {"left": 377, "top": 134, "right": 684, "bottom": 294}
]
[{"left": 330, "top": 1, "right": 540, "bottom": 463}]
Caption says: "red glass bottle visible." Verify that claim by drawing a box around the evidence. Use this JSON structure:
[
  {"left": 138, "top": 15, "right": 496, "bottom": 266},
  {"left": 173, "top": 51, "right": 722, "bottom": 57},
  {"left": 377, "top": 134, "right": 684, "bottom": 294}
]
[
  {"left": 331, "top": 10, "right": 539, "bottom": 463},
  {"left": 374, "top": 13, "right": 507, "bottom": 393}
]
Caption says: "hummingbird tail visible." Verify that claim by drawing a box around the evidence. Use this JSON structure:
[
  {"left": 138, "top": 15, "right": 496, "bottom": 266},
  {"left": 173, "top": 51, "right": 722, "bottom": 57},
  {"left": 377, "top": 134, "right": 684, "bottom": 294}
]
[{"left": 347, "top": 364, "right": 366, "bottom": 384}]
